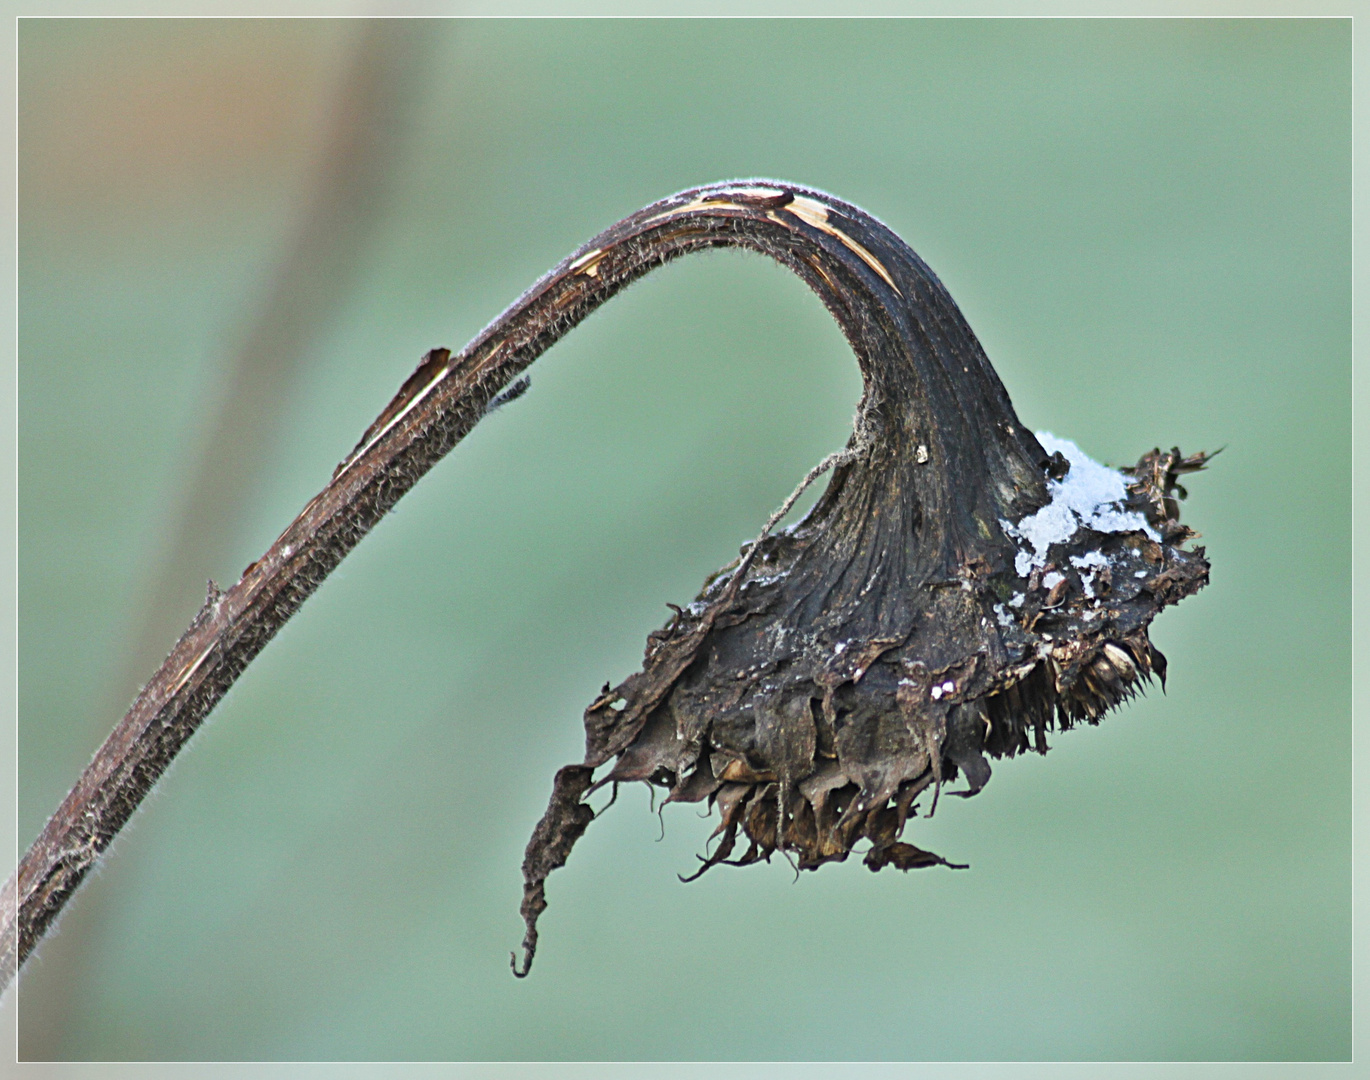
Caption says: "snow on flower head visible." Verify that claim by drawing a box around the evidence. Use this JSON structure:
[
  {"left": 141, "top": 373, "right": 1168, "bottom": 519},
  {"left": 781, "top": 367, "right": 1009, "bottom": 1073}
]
[{"left": 1002, "top": 433, "right": 1159, "bottom": 578}]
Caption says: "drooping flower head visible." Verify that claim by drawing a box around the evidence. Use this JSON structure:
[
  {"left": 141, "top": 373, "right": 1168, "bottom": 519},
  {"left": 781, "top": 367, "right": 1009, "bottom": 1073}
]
[{"left": 512, "top": 183, "right": 1210, "bottom": 975}]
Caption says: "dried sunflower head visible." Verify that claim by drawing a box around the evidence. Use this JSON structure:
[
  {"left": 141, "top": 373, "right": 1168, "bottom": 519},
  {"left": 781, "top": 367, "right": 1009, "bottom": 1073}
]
[{"left": 512, "top": 182, "right": 1210, "bottom": 976}]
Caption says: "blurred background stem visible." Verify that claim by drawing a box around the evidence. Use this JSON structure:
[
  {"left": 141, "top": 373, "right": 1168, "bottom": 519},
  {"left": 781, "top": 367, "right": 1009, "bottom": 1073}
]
[{"left": 19, "top": 22, "right": 432, "bottom": 1057}]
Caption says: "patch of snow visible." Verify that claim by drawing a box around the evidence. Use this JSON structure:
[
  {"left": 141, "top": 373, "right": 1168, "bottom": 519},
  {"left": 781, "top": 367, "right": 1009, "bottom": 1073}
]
[
  {"left": 1071, "top": 552, "right": 1110, "bottom": 598},
  {"left": 1008, "top": 593, "right": 1025, "bottom": 609},
  {"left": 1070, "top": 551, "right": 1110, "bottom": 572},
  {"left": 994, "top": 604, "right": 1015, "bottom": 629},
  {"left": 1042, "top": 570, "right": 1065, "bottom": 591},
  {"left": 1002, "top": 433, "right": 1159, "bottom": 577}
]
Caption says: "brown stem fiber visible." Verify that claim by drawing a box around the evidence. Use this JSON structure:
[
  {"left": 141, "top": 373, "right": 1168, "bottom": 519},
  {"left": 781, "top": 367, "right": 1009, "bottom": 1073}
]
[{"left": 3, "top": 182, "right": 1210, "bottom": 990}]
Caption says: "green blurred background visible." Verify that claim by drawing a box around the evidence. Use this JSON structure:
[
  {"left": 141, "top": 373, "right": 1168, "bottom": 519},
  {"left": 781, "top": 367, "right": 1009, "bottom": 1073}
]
[{"left": 16, "top": 18, "right": 1349, "bottom": 1061}]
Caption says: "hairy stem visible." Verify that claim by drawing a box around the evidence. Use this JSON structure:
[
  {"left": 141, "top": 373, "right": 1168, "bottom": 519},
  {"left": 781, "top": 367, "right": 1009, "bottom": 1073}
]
[{"left": 4, "top": 181, "right": 941, "bottom": 987}]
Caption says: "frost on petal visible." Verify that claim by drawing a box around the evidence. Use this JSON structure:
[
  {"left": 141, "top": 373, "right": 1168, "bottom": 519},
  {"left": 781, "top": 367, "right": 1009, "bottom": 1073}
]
[
  {"left": 1070, "top": 551, "right": 1111, "bottom": 572},
  {"left": 1003, "top": 433, "right": 1159, "bottom": 576}
]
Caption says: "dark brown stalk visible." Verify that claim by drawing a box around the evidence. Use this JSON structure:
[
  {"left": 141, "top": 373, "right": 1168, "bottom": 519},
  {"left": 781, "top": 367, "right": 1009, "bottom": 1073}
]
[
  {"left": 118, "top": 23, "right": 431, "bottom": 708},
  {"left": 3, "top": 181, "right": 1210, "bottom": 990}
]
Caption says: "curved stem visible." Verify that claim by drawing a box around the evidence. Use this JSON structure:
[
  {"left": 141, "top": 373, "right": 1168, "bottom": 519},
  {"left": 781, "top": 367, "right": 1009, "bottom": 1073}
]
[{"left": 2, "top": 180, "right": 1043, "bottom": 987}]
